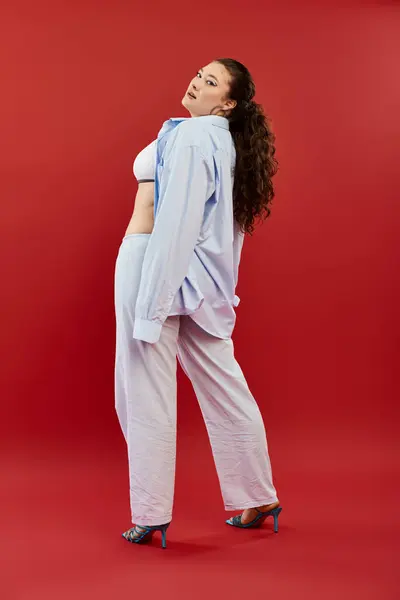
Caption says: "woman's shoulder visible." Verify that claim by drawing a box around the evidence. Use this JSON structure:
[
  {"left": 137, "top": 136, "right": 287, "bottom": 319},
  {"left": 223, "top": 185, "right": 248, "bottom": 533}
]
[
  {"left": 173, "top": 119, "right": 214, "bottom": 154},
  {"left": 161, "top": 118, "right": 215, "bottom": 162},
  {"left": 177, "top": 117, "right": 210, "bottom": 135}
]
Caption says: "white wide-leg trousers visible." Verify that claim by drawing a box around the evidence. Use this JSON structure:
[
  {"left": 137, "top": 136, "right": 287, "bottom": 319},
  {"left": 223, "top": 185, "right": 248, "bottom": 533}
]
[{"left": 114, "top": 234, "right": 278, "bottom": 526}]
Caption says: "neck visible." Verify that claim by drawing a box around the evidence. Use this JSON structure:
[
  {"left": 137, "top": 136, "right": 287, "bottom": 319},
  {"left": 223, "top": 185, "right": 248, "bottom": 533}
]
[{"left": 190, "top": 113, "right": 226, "bottom": 119}]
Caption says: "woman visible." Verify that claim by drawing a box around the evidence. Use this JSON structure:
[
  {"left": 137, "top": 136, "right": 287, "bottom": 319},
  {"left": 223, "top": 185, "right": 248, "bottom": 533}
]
[{"left": 114, "top": 58, "right": 281, "bottom": 549}]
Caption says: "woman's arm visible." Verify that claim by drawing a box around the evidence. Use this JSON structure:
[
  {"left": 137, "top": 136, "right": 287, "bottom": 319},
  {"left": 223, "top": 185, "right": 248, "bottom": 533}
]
[{"left": 133, "top": 128, "right": 215, "bottom": 344}]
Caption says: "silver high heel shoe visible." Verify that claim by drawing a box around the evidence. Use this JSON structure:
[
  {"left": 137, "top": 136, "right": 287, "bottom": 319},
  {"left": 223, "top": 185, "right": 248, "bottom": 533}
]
[
  {"left": 226, "top": 506, "right": 282, "bottom": 532},
  {"left": 122, "top": 522, "right": 170, "bottom": 549}
]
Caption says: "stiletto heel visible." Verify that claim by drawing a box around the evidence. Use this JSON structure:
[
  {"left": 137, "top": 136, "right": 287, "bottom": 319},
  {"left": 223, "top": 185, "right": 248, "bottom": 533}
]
[
  {"left": 226, "top": 505, "right": 282, "bottom": 531},
  {"left": 273, "top": 507, "right": 281, "bottom": 532},
  {"left": 122, "top": 522, "right": 170, "bottom": 548},
  {"left": 161, "top": 527, "right": 167, "bottom": 549}
]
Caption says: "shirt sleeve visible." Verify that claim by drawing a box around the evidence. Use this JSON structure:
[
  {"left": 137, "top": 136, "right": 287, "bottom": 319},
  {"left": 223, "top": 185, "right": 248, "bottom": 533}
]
[{"left": 132, "top": 138, "right": 215, "bottom": 343}]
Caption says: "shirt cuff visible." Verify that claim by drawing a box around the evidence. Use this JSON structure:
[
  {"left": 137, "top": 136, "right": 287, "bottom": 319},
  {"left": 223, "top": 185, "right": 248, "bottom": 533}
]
[{"left": 133, "top": 318, "right": 163, "bottom": 344}]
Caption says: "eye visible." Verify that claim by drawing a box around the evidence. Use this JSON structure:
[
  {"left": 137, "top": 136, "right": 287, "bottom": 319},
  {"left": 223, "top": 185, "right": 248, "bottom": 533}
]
[{"left": 196, "top": 72, "right": 216, "bottom": 86}]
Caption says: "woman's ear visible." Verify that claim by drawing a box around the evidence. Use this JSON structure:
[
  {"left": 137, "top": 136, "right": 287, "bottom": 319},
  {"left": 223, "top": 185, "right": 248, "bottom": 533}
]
[{"left": 224, "top": 99, "right": 237, "bottom": 111}]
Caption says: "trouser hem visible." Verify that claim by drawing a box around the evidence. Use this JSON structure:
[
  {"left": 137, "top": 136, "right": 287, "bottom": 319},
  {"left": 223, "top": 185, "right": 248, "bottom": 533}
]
[
  {"left": 224, "top": 497, "right": 279, "bottom": 511},
  {"left": 131, "top": 515, "right": 172, "bottom": 527}
]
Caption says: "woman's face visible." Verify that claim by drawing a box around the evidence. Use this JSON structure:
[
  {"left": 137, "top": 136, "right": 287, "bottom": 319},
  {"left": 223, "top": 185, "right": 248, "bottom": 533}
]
[{"left": 182, "top": 62, "right": 237, "bottom": 118}]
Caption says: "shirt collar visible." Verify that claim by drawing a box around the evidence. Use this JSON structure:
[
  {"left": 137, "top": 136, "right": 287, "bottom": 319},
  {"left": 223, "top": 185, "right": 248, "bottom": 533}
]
[{"left": 170, "top": 115, "right": 229, "bottom": 130}]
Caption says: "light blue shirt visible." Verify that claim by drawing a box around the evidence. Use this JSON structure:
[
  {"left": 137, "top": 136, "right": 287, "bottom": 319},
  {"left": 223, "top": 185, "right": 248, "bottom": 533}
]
[{"left": 133, "top": 115, "right": 245, "bottom": 344}]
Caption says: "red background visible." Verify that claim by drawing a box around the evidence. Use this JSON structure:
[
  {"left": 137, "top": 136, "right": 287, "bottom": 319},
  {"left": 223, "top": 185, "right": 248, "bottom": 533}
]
[{"left": 1, "top": 2, "right": 398, "bottom": 599}]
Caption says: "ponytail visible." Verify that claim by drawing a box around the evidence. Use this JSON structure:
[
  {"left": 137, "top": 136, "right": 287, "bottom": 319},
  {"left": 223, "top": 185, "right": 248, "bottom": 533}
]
[{"left": 215, "top": 58, "right": 279, "bottom": 234}]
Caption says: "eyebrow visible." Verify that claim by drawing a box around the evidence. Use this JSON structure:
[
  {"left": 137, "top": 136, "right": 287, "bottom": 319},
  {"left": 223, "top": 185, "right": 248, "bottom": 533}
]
[{"left": 199, "top": 68, "right": 219, "bottom": 83}]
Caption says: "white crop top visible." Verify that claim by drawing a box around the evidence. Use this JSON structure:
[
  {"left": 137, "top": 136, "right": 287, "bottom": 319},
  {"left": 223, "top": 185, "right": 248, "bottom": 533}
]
[{"left": 133, "top": 139, "right": 157, "bottom": 183}]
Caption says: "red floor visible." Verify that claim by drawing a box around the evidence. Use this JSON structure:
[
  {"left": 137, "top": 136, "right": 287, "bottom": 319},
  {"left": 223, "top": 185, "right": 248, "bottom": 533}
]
[{"left": 2, "top": 423, "right": 397, "bottom": 600}]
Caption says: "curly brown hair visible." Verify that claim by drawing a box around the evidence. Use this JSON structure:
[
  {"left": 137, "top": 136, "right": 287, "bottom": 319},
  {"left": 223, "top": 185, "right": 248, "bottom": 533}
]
[{"left": 215, "top": 58, "right": 278, "bottom": 235}]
